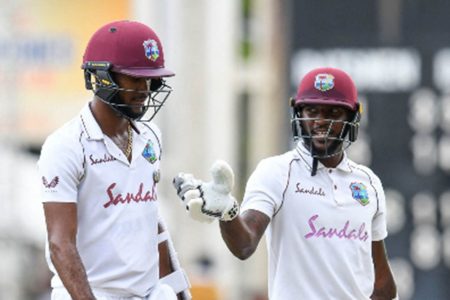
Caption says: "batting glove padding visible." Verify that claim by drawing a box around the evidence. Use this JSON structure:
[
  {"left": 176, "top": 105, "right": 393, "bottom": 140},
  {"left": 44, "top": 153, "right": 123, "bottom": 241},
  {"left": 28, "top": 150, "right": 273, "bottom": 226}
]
[
  {"left": 173, "top": 160, "right": 239, "bottom": 223},
  {"left": 173, "top": 173, "right": 203, "bottom": 200}
]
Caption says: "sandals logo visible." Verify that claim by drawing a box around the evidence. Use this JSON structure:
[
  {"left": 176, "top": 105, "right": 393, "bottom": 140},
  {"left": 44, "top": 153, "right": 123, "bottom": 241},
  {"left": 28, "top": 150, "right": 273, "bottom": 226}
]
[
  {"left": 89, "top": 153, "right": 116, "bottom": 165},
  {"left": 304, "top": 214, "right": 369, "bottom": 241},
  {"left": 295, "top": 182, "right": 326, "bottom": 197},
  {"left": 103, "top": 182, "right": 157, "bottom": 208}
]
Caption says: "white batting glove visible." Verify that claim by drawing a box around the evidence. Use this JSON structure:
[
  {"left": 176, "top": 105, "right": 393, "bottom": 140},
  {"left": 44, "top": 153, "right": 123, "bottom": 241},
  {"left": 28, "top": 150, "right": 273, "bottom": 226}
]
[
  {"left": 173, "top": 173, "right": 214, "bottom": 223},
  {"left": 173, "top": 160, "right": 240, "bottom": 223},
  {"left": 173, "top": 173, "right": 202, "bottom": 200}
]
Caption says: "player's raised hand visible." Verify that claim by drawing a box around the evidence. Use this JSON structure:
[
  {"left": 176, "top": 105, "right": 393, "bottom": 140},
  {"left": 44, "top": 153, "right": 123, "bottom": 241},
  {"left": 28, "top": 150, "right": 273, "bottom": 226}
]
[
  {"left": 172, "top": 160, "right": 239, "bottom": 223},
  {"left": 199, "top": 160, "right": 240, "bottom": 221}
]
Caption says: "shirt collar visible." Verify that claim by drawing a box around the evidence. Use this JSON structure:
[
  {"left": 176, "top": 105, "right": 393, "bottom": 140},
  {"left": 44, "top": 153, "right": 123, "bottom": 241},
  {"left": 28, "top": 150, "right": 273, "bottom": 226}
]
[
  {"left": 80, "top": 103, "right": 150, "bottom": 140},
  {"left": 79, "top": 103, "right": 103, "bottom": 140},
  {"left": 295, "top": 141, "right": 352, "bottom": 173},
  {"left": 79, "top": 102, "right": 148, "bottom": 141}
]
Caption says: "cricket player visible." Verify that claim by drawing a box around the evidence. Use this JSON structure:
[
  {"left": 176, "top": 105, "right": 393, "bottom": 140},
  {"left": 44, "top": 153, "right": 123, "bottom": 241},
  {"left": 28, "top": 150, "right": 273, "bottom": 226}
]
[
  {"left": 173, "top": 67, "right": 398, "bottom": 299},
  {"left": 38, "top": 20, "right": 190, "bottom": 300}
]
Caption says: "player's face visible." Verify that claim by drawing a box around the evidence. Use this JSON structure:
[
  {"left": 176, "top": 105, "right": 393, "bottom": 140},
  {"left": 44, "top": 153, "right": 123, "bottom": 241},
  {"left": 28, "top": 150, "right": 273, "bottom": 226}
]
[
  {"left": 114, "top": 73, "right": 152, "bottom": 119},
  {"left": 300, "top": 104, "right": 351, "bottom": 155}
]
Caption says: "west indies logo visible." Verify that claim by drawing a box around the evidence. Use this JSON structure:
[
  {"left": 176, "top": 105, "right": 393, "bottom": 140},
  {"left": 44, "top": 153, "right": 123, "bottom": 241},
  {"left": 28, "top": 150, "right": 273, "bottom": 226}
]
[
  {"left": 349, "top": 182, "right": 369, "bottom": 206},
  {"left": 143, "top": 39, "right": 160, "bottom": 62},
  {"left": 314, "top": 73, "right": 335, "bottom": 92},
  {"left": 142, "top": 140, "right": 157, "bottom": 164}
]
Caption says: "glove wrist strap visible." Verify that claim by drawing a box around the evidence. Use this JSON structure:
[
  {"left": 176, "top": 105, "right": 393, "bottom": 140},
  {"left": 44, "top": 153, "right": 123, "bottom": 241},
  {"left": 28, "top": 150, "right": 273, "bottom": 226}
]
[{"left": 220, "top": 199, "right": 240, "bottom": 222}]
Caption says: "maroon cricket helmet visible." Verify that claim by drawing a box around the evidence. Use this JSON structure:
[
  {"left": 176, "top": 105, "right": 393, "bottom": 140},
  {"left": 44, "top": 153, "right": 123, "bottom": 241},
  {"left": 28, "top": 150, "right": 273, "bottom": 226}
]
[
  {"left": 290, "top": 67, "right": 362, "bottom": 168},
  {"left": 293, "top": 67, "right": 358, "bottom": 111},
  {"left": 82, "top": 20, "right": 174, "bottom": 78}
]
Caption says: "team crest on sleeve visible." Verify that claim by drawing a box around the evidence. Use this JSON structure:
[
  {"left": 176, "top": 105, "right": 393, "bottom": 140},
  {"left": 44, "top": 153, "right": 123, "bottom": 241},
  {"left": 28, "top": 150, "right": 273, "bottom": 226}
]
[
  {"left": 143, "top": 39, "right": 160, "bottom": 62},
  {"left": 314, "top": 73, "right": 335, "bottom": 92},
  {"left": 142, "top": 140, "right": 157, "bottom": 163},
  {"left": 349, "top": 182, "right": 369, "bottom": 206}
]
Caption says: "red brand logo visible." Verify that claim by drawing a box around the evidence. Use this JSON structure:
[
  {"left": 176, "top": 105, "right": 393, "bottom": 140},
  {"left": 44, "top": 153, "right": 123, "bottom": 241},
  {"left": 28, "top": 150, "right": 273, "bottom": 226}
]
[
  {"left": 42, "top": 176, "right": 59, "bottom": 189},
  {"left": 103, "top": 182, "right": 157, "bottom": 208}
]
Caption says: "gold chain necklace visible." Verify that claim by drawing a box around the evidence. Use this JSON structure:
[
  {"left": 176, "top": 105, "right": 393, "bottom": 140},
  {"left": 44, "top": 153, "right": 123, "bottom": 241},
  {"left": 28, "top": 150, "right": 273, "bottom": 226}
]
[{"left": 124, "top": 123, "right": 133, "bottom": 159}]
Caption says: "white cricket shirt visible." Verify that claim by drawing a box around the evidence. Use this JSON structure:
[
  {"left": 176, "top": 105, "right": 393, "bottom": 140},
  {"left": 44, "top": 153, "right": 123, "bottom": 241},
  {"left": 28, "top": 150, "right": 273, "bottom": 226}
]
[
  {"left": 241, "top": 142, "right": 388, "bottom": 300},
  {"left": 38, "top": 103, "right": 163, "bottom": 297}
]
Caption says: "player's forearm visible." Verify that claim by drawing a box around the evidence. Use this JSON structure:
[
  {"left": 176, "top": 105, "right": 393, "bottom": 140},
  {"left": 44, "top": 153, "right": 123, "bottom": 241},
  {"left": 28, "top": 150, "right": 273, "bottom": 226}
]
[
  {"left": 220, "top": 209, "right": 269, "bottom": 260},
  {"left": 371, "top": 241, "right": 397, "bottom": 300},
  {"left": 219, "top": 216, "right": 258, "bottom": 260},
  {"left": 158, "top": 244, "right": 183, "bottom": 300},
  {"left": 370, "top": 280, "right": 397, "bottom": 300},
  {"left": 370, "top": 271, "right": 397, "bottom": 300},
  {"left": 49, "top": 241, "right": 96, "bottom": 300},
  {"left": 158, "top": 240, "right": 173, "bottom": 277},
  {"left": 371, "top": 291, "right": 397, "bottom": 300}
]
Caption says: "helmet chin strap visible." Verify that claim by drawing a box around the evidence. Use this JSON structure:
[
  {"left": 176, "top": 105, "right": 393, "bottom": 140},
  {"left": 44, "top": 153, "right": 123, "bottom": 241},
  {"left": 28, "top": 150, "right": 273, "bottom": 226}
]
[
  {"left": 302, "top": 139, "right": 319, "bottom": 176},
  {"left": 305, "top": 140, "right": 343, "bottom": 176},
  {"left": 311, "top": 157, "right": 319, "bottom": 176}
]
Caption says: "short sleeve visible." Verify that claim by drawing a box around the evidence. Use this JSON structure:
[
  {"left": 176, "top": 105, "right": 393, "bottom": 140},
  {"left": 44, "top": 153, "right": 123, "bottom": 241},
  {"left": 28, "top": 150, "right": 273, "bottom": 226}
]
[
  {"left": 241, "top": 157, "right": 287, "bottom": 219},
  {"left": 37, "top": 132, "right": 84, "bottom": 203},
  {"left": 371, "top": 173, "right": 388, "bottom": 241}
]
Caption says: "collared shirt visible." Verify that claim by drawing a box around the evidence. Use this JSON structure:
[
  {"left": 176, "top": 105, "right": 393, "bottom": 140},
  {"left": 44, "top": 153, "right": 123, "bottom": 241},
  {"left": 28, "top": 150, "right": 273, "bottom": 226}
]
[
  {"left": 241, "top": 142, "right": 387, "bottom": 300},
  {"left": 38, "top": 103, "right": 163, "bottom": 297}
]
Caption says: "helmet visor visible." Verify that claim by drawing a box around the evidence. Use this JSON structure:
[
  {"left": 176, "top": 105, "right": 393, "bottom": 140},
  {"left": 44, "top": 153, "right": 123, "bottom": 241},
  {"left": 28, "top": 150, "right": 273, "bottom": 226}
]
[{"left": 113, "top": 66, "right": 175, "bottom": 78}]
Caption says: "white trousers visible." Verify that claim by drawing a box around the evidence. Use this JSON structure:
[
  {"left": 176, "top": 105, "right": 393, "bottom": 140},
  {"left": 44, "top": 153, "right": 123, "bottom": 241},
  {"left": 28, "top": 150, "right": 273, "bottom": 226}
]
[{"left": 51, "top": 283, "right": 177, "bottom": 300}]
